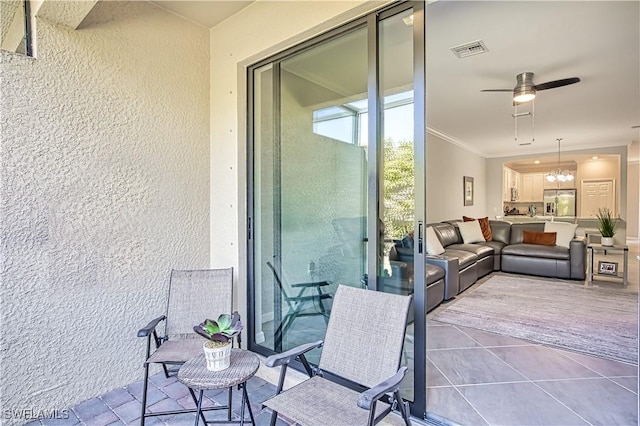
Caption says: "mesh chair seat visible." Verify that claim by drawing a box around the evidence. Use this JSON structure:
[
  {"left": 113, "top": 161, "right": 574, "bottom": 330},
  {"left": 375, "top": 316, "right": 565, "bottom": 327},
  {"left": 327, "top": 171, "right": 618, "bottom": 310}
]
[
  {"left": 146, "top": 338, "right": 206, "bottom": 365},
  {"left": 264, "top": 376, "right": 390, "bottom": 426}
]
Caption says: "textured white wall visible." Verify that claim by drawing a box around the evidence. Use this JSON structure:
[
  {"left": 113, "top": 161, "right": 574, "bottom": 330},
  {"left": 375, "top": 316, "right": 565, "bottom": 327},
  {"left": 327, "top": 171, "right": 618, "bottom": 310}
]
[
  {"left": 0, "top": 1, "right": 209, "bottom": 422},
  {"left": 426, "top": 134, "right": 487, "bottom": 222}
]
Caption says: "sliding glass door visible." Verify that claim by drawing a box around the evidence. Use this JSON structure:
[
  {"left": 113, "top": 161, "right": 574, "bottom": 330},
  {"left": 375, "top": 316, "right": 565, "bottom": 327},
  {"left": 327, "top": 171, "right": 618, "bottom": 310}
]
[{"left": 248, "top": 1, "right": 427, "bottom": 417}]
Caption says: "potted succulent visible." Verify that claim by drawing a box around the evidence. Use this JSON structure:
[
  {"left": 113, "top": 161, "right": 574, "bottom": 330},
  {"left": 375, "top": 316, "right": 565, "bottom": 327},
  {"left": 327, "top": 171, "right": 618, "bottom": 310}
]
[
  {"left": 595, "top": 208, "right": 619, "bottom": 246},
  {"left": 194, "top": 312, "right": 243, "bottom": 371}
]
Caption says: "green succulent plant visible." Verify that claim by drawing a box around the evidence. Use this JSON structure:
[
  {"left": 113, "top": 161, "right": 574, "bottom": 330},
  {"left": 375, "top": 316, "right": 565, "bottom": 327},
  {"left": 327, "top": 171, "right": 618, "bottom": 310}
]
[
  {"left": 595, "top": 208, "right": 619, "bottom": 238},
  {"left": 194, "top": 312, "right": 243, "bottom": 343}
]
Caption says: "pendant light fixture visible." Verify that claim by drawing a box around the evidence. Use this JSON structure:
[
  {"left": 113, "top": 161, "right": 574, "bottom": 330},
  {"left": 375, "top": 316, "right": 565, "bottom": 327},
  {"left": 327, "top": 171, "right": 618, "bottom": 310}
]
[{"left": 546, "top": 138, "right": 574, "bottom": 182}]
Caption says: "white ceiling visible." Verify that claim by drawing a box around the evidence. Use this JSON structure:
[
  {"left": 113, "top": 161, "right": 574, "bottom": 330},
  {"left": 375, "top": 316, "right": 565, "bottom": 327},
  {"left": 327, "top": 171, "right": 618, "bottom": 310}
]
[
  {"left": 149, "top": 0, "right": 253, "bottom": 28},
  {"left": 147, "top": 1, "right": 640, "bottom": 159}
]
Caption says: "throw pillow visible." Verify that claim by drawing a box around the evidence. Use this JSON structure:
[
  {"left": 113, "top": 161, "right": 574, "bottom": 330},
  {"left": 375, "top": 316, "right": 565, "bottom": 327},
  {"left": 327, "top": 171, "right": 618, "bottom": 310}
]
[
  {"left": 426, "top": 226, "right": 445, "bottom": 255},
  {"left": 523, "top": 230, "right": 557, "bottom": 246},
  {"left": 458, "top": 220, "right": 485, "bottom": 244},
  {"left": 463, "top": 216, "right": 493, "bottom": 241},
  {"left": 544, "top": 222, "right": 578, "bottom": 249}
]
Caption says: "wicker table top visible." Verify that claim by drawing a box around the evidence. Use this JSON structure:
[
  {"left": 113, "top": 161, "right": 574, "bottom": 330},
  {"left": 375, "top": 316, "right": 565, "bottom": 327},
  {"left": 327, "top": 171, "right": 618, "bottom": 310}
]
[{"left": 178, "top": 349, "right": 260, "bottom": 391}]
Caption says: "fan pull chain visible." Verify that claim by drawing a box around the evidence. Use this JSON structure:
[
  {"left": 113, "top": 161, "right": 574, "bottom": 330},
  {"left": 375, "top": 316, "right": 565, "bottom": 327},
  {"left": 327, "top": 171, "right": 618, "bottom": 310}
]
[
  {"left": 531, "top": 99, "right": 535, "bottom": 143},
  {"left": 514, "top": 103, "right": 518, "bottom": 142}
]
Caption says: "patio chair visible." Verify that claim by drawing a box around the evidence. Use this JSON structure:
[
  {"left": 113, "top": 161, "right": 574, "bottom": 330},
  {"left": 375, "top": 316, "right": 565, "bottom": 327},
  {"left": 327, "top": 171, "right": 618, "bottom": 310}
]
[
  {"left": 137, "top": 268, "right": 234, "bottom": 425},
  {"left": 263, "top": 284, "right": 413, "bottom": 426},
  {"left": 266, "top": 260, "right": 332, "bottom": 350}
]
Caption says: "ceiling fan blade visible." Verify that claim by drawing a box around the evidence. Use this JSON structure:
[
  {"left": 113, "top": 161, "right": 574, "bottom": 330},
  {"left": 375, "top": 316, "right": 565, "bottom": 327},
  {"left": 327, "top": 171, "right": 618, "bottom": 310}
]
[
  {"left": 534, "top": 77, "right": 580, "bottom": 91},
  {"left": 480, "top": 89, "right": 512, "bottom": 92}
]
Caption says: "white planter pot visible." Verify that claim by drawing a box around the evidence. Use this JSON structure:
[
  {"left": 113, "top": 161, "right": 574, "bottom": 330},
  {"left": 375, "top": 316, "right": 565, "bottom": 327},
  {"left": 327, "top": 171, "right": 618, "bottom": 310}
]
[
  {"left": 203, "top": 342, "right": 232, "bottom": 371},
  {"left": 601, "top": 236, "right": 614, "bottom": 246}
]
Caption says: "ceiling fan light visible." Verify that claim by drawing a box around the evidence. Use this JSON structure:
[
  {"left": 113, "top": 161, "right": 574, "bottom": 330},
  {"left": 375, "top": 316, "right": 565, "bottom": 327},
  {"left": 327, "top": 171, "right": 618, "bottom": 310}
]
[{"left": 513, "top": 89, "right": 536, "bottom": 103}]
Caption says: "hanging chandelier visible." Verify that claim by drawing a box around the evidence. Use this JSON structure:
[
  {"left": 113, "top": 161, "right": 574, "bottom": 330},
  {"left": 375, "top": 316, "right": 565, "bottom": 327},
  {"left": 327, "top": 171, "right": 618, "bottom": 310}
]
[{"left": 546, "top": 138, "right": 574, "bottom": 182}]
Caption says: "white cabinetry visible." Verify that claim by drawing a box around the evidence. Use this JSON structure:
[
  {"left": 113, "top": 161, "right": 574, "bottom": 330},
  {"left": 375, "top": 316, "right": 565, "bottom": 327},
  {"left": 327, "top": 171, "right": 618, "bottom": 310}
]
[
  {"left": 503, "top": 167, "right": 510, "bottom": 202},
  {"left": 503, "top": 167, "right": 521, "bottom": 202},
  {"left": 520, "top": 173, "right": 544, "bottom": 202}
]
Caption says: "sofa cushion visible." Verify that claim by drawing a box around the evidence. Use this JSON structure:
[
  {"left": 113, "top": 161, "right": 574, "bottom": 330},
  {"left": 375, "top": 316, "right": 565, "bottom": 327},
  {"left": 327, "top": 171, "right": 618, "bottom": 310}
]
[
  {"left": 427, "top": 263, "right": 446, "bottom": 284},
  {"left": 523, "top": 230, "right": 557, "bottom": 246},
  {"left": 426, "top": 226, "right": 445, "bottom": 255},
  {"left": 477, "top": 240, "right": 506, "bottom": 254},
  {"left": 442, "top": 249, "right": 478, "bottom": 269},
  {"left": 431, "top": 223, "right": 462, "bottom": 247},
  {"left": 446, "top": 243, "right": 494, "bottom": 260},
  {"left": 544, "top": 222, "right": 579, "bottom": 249},
  {"left": 458, "top": 221, "right": 485, "bottom": 244},
  {"left": 502, "top": 243, "right": 571, "bottom": 260},
  {"left": 489, "top": 220, "right": 511, "bottom": 245},
  {"left": 463, "top": 216, "right": 493, "bottom": 241},
  {"left": 510, "top": 223, "right": 545, "bottom": 244}
]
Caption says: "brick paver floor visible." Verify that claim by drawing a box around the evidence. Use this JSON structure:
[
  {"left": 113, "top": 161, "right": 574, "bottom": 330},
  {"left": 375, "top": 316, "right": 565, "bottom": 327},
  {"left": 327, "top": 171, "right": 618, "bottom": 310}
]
[{"left": 24, "top": 372, "right": 291, "bottom": 426}]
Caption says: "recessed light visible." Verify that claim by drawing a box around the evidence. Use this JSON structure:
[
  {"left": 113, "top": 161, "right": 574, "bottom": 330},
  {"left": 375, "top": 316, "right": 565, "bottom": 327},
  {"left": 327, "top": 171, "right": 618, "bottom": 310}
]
[
  {"left": 592, "top": 156, "right": 599, "bottom": 160},
  {"left": 534, "top": 160, "right": 540, "bottom": 164}
]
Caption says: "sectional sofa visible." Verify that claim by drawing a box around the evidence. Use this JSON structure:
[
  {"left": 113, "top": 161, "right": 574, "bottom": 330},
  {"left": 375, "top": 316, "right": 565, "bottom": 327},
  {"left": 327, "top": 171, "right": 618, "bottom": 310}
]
[{"left": 387, "top": 219, "right": 587, "bottom": 312}]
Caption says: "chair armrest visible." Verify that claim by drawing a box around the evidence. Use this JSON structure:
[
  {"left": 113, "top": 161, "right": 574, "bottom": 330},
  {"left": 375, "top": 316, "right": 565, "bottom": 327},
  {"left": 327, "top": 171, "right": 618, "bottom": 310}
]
[
  {"left": 357, "top": 366, "right": 408, "bottom": 410},
  {"left": 137, "top": 315, "right": 166, "bottom": 337},
  {"left": 265, "top": 340, "right": 323, "bottom": 367},
  {"left": 569, "top": 236, "right": 587, "bottom": 280},
  {"left": 290, "top": 281, "right": 330, "bottom": 288}
]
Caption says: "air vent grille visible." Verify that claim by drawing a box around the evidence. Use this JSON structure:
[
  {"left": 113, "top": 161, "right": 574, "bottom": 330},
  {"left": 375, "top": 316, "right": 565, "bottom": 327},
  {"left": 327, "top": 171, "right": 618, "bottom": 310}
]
[{"left": 450, "top": 40, "right": 488, "bottom": 58}]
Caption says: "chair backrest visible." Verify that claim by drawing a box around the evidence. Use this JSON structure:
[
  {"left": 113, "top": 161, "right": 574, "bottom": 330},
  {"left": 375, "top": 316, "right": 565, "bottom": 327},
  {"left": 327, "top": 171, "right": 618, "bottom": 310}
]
[
  {"left": 165, "top": 268, "right": 233, "bottom": 339},
  {"left": 318, "top": 285, "right": 411, "bottom": 388}
]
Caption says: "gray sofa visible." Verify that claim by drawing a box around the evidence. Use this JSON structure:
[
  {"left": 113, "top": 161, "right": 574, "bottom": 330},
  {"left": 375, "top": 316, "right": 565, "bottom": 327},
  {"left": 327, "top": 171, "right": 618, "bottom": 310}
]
[
  {"left": 388, "top": 219, "right": 587, "bottom": 309},
  {"left": 499, "top": 222, "right": 587, "bottom": 280}
]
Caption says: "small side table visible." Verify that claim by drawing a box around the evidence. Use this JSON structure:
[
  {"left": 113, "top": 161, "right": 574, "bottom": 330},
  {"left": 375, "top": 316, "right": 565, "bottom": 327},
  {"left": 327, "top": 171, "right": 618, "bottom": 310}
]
[
  {"left": 587, "top": 243, "right": 629, "bottom": 286},
  {"left": 178, "top": 349, "right": 259, "bottom": 425}
]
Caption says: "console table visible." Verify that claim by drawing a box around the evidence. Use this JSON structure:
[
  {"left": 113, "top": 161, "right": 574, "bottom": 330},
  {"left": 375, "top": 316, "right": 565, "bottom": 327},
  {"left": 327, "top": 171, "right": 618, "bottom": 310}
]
[
  {"left": 178, "top": 349, "right": 259, "bottom": 425},
  {"left": 587, "top": 243, "right": 629, "bottom": 286}
]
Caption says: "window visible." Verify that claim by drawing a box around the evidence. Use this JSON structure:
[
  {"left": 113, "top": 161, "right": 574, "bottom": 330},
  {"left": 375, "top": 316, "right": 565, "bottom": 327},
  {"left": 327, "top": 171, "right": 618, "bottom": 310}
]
[
  {"left": 1, "top": 0, "right": 33, "bottom": 56},
  {"left": 312, "top": 90, "right": 414, "bottom": 146}
]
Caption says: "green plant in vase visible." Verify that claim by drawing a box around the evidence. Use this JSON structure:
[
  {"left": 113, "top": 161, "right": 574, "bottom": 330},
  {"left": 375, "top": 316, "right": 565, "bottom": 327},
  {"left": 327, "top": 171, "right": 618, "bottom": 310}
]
[{"left": 595, "top": 208, "right": 619, "bottom": 246}]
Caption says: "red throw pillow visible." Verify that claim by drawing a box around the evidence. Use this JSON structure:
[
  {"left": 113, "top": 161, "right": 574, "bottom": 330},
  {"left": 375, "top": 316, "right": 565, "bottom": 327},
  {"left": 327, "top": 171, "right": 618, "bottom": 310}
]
[
  {"left": 523, "top": 230, "right": 557, "bottom": 246},
  {"left": 462, "top": 216, "right": 493, "bottom": 241}
]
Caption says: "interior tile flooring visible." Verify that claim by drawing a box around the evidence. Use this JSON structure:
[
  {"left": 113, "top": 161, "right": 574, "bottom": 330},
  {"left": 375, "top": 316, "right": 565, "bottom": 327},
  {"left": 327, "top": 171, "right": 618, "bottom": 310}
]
[{"left": 24, "top": 241, "right": 638, "bottom": 426}]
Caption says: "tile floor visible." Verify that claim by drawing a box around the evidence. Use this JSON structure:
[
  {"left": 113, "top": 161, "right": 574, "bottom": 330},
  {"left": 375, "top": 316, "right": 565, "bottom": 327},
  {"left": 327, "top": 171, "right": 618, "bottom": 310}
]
[{"left": 424, "top": 239, "right": 639, "bottom": 425}]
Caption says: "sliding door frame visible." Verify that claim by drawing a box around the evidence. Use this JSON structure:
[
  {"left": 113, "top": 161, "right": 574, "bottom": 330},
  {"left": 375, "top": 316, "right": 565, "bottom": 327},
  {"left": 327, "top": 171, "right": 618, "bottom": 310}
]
[{"left": 247, "top": 0, "right": 427, "bottom": 419}]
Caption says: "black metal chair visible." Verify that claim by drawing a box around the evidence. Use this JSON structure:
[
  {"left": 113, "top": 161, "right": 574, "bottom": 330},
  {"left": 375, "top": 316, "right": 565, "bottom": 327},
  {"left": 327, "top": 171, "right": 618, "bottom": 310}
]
[
  {"left": 266, "top": 261, "right": 332, "bottom": 351},
  {"left": 137, "top": 268, "right": 235, "bottom": 425},
  {"left": 263, "top": 285, "right": 413, "bottom": 426}
]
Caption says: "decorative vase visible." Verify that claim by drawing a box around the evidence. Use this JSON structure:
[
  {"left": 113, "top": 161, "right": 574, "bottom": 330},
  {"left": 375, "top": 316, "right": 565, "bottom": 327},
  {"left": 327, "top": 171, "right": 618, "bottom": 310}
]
[
  {"left": 203, "top": 341, "right": 232, "bottom": 371},
  {"left": 601, "top": 236, "right": 614, "bottom": 246}
]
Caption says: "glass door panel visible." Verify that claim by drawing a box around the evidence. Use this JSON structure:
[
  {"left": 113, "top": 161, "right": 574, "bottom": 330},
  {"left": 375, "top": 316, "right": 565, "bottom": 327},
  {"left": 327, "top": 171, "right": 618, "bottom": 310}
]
[
  {"left": 377, "top": 8, "right": 417, "bottom": 404},
  {"left": 252, "top": 26, "right": 369, "bottom": 363}
]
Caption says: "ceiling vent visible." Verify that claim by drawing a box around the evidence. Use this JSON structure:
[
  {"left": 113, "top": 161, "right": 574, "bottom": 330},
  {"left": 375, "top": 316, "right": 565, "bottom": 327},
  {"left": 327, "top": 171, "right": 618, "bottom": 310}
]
[{"left": 450, "top": 40, "right": 488, "bottom": 59}]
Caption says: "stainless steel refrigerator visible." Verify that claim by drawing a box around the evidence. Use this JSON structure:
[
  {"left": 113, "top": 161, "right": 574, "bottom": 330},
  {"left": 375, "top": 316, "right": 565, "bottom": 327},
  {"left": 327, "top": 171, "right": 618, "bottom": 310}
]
[{"left": 543, "top": 189, "right": 577, "bottom": 217}]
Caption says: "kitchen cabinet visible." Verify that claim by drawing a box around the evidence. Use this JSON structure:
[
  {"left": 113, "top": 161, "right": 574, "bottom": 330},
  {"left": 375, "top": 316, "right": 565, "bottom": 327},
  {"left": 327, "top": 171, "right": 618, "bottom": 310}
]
[
  {"left": 503, "top": 167, "right": 520, "bottom": 202},
  {"left": 520, "top": 173, "right": 544, "bottom": 202}
]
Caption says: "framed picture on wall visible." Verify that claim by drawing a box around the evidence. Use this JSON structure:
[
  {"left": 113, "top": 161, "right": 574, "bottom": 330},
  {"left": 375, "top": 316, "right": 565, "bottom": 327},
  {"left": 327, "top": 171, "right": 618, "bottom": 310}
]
[{"left": 464, "top": 176, "right": 474, "bottom": 206}]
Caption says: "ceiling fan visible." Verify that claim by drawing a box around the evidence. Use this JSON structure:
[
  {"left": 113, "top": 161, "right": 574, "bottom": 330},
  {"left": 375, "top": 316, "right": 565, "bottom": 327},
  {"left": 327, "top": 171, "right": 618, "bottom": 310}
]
[{"left": 481, "top": 72, "right": 581, "bottom": 103}]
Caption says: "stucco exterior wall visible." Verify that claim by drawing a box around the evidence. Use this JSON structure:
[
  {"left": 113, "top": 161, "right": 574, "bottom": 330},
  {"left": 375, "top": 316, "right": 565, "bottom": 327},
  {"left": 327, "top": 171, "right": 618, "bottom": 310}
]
[{"left": 0, "top": 1, "right": 209, "bottom": 422}]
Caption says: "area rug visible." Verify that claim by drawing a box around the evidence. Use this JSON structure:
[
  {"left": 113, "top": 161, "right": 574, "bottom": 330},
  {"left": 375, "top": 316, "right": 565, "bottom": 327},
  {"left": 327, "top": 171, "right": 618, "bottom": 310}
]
[{"left": 432, "top": 275, "right": 639, "bottom": 364}]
